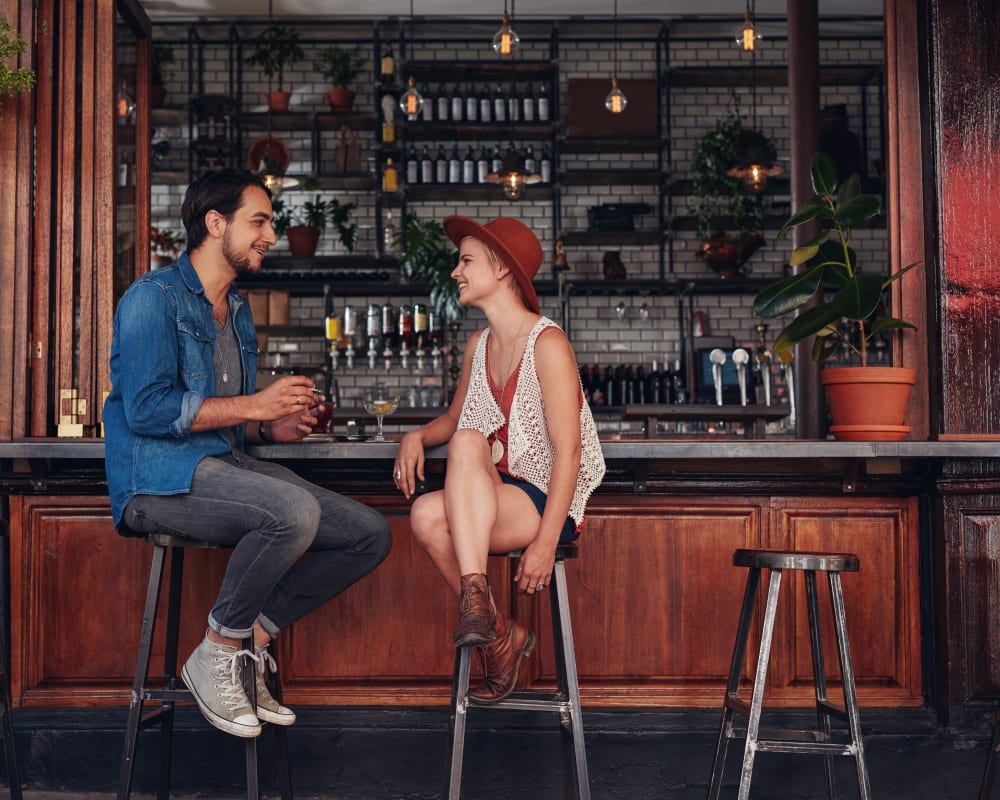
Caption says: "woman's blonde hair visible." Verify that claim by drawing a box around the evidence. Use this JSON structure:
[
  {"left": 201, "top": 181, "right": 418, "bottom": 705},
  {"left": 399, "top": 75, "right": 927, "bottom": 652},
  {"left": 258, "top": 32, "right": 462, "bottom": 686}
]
[{"left": 481, "top": 241, "right": 527, "bottom": 306}]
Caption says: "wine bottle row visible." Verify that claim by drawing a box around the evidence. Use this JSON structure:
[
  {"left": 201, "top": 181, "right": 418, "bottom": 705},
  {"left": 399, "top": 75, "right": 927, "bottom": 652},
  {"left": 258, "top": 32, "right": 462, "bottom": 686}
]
[
  {"left": 384, "top": 143, "right": 552, "bottom": 189},
  {"left": 395, "top": 82, "right": 552, "bottom": 124},
  {"left": 582, "top": 361, "right": 689, "bottom": 408}
]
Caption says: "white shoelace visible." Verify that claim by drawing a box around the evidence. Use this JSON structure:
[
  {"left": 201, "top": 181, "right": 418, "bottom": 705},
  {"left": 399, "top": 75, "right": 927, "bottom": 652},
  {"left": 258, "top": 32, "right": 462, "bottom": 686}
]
[{"left": 212, "top": 647, "right": 256, "bottom": 709}]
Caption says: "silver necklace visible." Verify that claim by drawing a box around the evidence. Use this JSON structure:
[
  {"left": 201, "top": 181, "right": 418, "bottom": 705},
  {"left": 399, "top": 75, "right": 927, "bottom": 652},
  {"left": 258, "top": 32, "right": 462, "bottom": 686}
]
[{"left": 216, "top": 317, "right": 233, "bottom": 384}]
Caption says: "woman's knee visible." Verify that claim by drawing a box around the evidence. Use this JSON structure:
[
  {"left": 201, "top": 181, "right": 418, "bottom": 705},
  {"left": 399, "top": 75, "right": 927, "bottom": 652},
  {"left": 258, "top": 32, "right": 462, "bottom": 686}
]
[
  {"left": 410, "top": 493, "right": 449, "bottom": 550},
  {"left": 447, "top": 429, "right": 492, "bottom": 469}
]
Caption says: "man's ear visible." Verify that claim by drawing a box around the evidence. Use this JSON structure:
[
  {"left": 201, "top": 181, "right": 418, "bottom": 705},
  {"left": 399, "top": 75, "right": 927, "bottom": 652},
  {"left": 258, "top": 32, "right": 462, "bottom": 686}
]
[{"left": 204, "top": 209, "right": 226, "bottom": 240}]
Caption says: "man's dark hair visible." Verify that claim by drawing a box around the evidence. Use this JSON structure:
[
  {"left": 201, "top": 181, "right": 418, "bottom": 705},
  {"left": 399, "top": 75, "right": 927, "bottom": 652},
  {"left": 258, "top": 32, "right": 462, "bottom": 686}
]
[{"left": 181, "top": 169, "right": 270, "bottom": 251}]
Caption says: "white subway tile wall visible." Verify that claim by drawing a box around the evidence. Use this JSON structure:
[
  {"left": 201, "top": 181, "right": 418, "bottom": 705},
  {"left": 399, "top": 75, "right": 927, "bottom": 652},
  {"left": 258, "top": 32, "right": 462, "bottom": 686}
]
[{"left": 150, "top": 22, "right": 886, "bottom": 426}]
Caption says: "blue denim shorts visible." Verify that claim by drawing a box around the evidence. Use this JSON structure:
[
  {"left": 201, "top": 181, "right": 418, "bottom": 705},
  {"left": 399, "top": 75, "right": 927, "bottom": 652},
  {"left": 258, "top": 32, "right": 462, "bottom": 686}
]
[{"left": 500, "top": 472, "right": 579, "bottom": 544}]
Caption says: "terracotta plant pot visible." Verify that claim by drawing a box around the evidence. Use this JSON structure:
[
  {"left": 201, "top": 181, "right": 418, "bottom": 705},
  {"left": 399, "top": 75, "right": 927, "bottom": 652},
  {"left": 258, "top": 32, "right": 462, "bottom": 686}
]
[
  {"left": 286, "top": 225, "right": 320, "bottom": 257},
  {"left": 268, "top": 90, "right": 291, "bottom": 112},
  {"left": 326, "top": 89, "right": 356, "bottom": 112},
  {"left": 822, "top": 366, "right": 916, "bottom": 441}
]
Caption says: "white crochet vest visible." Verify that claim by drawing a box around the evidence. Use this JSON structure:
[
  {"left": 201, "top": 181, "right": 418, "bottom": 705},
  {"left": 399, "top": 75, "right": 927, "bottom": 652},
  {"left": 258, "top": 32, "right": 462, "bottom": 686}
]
[{"left": 457, "top": 317, "right": 606, "bottom": 525}]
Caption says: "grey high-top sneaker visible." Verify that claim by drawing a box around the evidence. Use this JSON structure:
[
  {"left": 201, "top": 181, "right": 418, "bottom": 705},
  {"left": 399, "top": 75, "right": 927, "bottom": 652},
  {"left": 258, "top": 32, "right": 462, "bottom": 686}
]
[
  {"left": 254, "top": 646, "right": 296, "bottom": 726},
  {"left": 181, "top": 632, "right": 261, "bottom": 738}
]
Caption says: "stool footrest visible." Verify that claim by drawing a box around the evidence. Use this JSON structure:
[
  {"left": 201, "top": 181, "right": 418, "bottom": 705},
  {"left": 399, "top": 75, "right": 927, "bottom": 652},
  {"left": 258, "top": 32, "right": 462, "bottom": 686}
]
[
  {"left": 724, "top": 695, "right": 751, "bottom": 718},
  {"left": 756, "top": 738, "right": 859, "bottom": 757},
  {"left": 477, "top": 693, "right": 571, "bottom": 713},
  {"left": 142, "top": 688, "right": 191, "bottom": 703},
  {"left": 817, "top": 699, "right": 848, "bottom": 721}
]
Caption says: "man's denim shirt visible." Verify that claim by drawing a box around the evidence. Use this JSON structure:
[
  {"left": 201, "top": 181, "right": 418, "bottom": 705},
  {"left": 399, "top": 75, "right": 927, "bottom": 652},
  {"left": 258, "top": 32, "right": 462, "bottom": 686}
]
[{"left": 104, "top": 253, "right": 259, "bottom": 527}]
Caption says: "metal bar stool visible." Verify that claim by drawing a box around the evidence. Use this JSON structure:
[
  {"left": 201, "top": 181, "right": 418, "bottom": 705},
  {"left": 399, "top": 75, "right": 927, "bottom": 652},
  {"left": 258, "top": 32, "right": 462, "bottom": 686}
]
[
  {"left": 446, "top": 544, "right": 589, "bottom": 800},
  {"left": 977, "top": 703, "right": 1000, "bottom": 798},
  {"left": 117, "top": 533, "right": 293, "bottom": 800},
  {"left": 708, "top": 549, "right": 871, "bottom": 800},
  {"left": 0, "top": 521, "right": 22, "bottom": 799}
]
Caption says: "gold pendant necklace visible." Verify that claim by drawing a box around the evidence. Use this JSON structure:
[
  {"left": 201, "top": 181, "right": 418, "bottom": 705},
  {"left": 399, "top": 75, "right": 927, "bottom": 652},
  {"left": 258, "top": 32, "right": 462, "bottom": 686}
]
[{"left": 490, "top": 318, "right": 529, "bottom": 465}]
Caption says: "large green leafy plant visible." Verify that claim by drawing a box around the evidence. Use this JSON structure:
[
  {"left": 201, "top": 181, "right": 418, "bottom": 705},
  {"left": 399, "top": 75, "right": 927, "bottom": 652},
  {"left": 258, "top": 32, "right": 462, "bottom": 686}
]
[
  {"left": 752, "top": 151, "right": 917, "bottom": 366},
  {"left": 398, "top": 214, "right": 463, "bottom": 322}
]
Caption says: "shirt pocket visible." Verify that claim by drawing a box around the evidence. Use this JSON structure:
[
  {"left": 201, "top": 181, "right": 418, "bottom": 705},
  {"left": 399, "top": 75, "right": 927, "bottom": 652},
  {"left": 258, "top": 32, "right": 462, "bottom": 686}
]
[{"left": 177, "top": 317, "right": 214, "bottom": 383}]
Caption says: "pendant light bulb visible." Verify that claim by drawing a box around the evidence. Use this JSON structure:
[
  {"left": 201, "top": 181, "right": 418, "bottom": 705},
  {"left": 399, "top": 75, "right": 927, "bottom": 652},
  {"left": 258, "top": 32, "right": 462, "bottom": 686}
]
[
  {"left": 605, "top": 78, "right": 627, "bottom": 114},
  {"left": 737, "top": 7, "right": 761, "bottom": 51},
  {"left": 399, "top": 76, "right": 424, "bottom": 117},
  {"left": 492, "top": 12, "right": 520, "bottom": 57},
  {"left": 503, "top": 172, "right": 526, "bottom": 201}
]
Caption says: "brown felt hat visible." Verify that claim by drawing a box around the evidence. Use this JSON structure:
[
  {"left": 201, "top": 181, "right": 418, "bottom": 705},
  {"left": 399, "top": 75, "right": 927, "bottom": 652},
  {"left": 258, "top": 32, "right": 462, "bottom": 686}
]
[{"left": 443, "top": 215, "right": 542, "bottom": 314}]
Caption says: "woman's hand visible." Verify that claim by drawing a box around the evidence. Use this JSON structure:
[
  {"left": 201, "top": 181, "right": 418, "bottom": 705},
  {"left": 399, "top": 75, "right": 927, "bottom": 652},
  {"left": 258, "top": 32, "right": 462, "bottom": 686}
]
[
  {"left": 393, "top": 429, "right": 426, "bottom": 499},
  {"left": 514, "top": 539, "right": 556, "bottom": 595}
]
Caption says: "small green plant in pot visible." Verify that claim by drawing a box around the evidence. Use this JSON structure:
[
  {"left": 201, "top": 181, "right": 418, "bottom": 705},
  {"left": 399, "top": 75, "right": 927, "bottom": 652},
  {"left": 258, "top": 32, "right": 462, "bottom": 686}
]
[
  {"left": 316, "top": 45, "right": 365, "bottom": 112},
  {"left": 752, "top": 151, "right": 919, "bottom": 440},
  {"left": 284, "top": 194, "right": 357, "bottom": 257},
  {"left": 244, "top": 25, "right": 304, "bottom": 112}
]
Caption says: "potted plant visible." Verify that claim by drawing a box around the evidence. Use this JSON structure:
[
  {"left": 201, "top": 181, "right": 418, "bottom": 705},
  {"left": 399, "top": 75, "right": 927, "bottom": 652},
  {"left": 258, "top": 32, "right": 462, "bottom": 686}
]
[
  {"left": 244, "top": 25, "right": 304, "bottom": 112},
  {"left": 150, "top": 226, "right": 184, "bottom": 270},
  {"left": 689, "top": 109, "right": 773, "bottom": 278},
  {"left": 752, "top": 151, "right": 918, "bottom": 440},
  {"left": 284, "top": 194, "right": 357, "bottom": 257},
  {"left": 150, "top": 44, "right": 175, "bottom": 107},
  {"left": 397, "top": 213, "right": 463, "bottom": 323},
  {"left": 315, "top": 45, "right": 365, "bottom": 112},
  {"left": 0, "top": 17, "right": 36, "bottom": 118}
]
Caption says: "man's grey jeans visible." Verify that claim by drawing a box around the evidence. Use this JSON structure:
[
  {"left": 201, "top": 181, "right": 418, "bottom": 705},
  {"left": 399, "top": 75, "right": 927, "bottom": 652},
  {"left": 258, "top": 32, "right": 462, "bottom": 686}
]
[{"left": 124, "top": 450, "right": 392, "bottom": 639}]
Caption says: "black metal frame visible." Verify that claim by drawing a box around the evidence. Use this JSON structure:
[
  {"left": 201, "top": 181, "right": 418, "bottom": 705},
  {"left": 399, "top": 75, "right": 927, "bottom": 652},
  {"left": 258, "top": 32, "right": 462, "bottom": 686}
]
[
  {"left": 117, "top": 533, "right": 293, "bottom": 800},
  {"left": 446, "top": 544, "right": 589, "bottom": 799}
]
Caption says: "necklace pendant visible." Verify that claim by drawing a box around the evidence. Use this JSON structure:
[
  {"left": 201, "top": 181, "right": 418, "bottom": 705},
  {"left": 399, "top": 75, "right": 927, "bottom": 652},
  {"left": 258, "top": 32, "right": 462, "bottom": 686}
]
[
  {"left": 491, "top": 439, "right": 504, "bottom": 464},
  {"left": 222, "top": 371, "right": 229, "bottom": 383}
]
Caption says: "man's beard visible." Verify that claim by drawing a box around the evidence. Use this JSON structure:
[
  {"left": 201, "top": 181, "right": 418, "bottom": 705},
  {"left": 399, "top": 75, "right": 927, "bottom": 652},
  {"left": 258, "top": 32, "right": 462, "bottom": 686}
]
[{"left": 222, "top": 228, "right": 257, "bottom": 275}]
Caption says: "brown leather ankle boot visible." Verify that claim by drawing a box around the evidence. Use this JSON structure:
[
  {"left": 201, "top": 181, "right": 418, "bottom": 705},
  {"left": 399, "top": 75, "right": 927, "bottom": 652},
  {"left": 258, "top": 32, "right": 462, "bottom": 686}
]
[
  {"left": 469, "top": 614, "right": 535, "bottom": 704},
  {"left": 453, "top": 573, "right": 497, "bottom": 647}
]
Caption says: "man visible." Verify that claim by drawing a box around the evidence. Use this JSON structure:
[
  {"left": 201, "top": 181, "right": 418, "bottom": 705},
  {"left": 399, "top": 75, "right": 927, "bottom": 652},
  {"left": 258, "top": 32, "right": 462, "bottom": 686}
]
[{"left": 104, "top": 169, "right": 391, "bottom": 738}]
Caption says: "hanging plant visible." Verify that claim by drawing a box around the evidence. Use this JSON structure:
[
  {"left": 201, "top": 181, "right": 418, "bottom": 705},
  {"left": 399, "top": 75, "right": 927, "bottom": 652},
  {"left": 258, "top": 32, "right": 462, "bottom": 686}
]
[{"left": 689, "top": 108, "right": 777, "bottom": 276}]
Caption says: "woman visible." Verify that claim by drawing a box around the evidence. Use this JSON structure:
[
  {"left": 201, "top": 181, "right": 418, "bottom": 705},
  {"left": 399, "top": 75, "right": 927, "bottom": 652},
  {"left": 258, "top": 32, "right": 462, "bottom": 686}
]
[{"left": 393, "top": 215, "right": 605, "bottom": 703}]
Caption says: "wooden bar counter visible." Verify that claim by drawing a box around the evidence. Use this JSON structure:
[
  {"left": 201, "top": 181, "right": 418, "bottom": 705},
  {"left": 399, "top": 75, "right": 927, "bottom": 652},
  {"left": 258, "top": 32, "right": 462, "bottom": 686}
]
[{"left": 2, "top": 438, "right": 998, "bottom": 726}]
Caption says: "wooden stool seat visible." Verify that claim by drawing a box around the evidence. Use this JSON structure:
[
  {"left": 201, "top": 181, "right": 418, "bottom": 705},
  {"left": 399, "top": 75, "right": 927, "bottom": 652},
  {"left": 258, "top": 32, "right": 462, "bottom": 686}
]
[
  {"left": 117, "top": 533, "right": 292, "bottom": 800},
  {"left": 447, "top": 544, "right": 589, "bottom": 799},
  {"left": 708, "top": 548, "right": 871, "bottom": 800}
]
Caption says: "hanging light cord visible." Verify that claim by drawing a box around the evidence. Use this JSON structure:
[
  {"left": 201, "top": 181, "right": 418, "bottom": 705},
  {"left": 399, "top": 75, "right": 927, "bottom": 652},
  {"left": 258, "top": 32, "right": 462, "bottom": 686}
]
[{"left": 613, "top": 0, "right": 619, "bottom": 80}]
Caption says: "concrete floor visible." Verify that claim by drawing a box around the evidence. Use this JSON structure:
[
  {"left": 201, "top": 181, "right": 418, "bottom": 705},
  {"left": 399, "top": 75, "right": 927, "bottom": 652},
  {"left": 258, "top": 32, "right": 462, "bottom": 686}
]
[{"left": 4, "top": 706, "right": 996, "bottom": 799}]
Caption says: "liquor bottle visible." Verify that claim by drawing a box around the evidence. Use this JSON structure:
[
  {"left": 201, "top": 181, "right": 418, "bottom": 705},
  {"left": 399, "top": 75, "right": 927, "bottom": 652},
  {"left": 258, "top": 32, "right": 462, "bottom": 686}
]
[
  {"left": 450, "top": 84, "right": 463, "bottom": 122},
  {"left": 436, "top": 83, "right": 448, "bottom": 121},
  {"left": 413, "top": 302, "right": 428, "bottom": 352},
  {"left": 479, "top": 85, "right": 492, "bottom": 122},
  {"left": 381, "top": 302, "right": 396, "bottom": 348},
  {"left": 647, "top": 361, "right": 662, "bottom": 404},
  {"left": 624, "top": 365, "right": 636, "bottom": 405},
  {"left": 382, "top": 158, "right": 398, "bottom": 191},
  {"left": 462, "top": 146, "right": 476, "bottom": 183},
  {"left": 477, "top": 146, "right": 490, "bottom": 183},
  {"left": 537, "top": 83, "right": 550, "bottom": 121},
  {"left": 420, "top": 145, "right": 433, "bottom": 183},
  {"left": 634, "top": 364, "right": 647, "bottom": 404},
  {"left": 603, "top": 366, "right": 615, "bottom": 407},
  {"left": 397, "top": 303, "right": 414, "bottom": 351},
  {"left": 435, "top": 145, "right": 448, "bottom": 183},
  {"left": 465, "top": 84, "right": 478, "bottom": 122},
  {"left": 490, "top": 144, "right": 503, "bottom": 174},
  {"left": 420, "top": 84, "right": 434, "bottom": 121},
  {"left": 523, "top": 144, "right": 536, "bottom": 174},
  {"left": 589, "top": 364, "right": 605, "bottom": 406},
  {"left": 671, "top": 359, "right": 688, "bottom": 404},
  {"left": 405, "top": 144, "right": 419, "bottom": 185},
  {"left": 380, "top": 43, "right": 395, "bottom": 82},
  {"left": 383, "top": 208, "right": 397, "bottom": 256},
  {"left": 539, "top": 146, "right": 552, "bottom": 183},
  {"left": 448, "top": 145, "right": 461, "bottom": 183},
  {"left": 493, "top": 84, "right": 506, "bottom": 122},
  {"left": 522, "top": 83, "right": 535, "bottom": 121},
  {"left": 507, "top": 83, "right": 520, "bottom": 122},
  {"left": 616, "top": 365, "right": 628, "bottom": 406}
]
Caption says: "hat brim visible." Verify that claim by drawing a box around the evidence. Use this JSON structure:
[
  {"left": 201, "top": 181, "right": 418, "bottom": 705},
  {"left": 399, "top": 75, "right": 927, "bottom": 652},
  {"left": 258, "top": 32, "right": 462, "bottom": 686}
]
[{"left": 443, "top": 215, "right": 540, "bottom": 314}]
